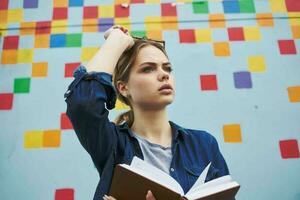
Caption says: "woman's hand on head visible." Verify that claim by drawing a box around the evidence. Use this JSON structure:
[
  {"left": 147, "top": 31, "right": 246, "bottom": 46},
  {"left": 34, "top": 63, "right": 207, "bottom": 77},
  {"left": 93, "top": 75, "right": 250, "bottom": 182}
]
[
  {"left": 103, "top": 25, "right": 134, "bottom": 51},
  {"left": 103, "top": 191, "right": 156, "bottom": 200}
]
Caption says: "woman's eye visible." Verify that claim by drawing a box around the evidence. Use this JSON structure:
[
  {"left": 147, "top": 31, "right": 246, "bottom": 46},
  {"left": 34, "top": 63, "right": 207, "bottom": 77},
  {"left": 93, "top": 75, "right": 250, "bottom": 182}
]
[
  {"left": 166, "top": 66, "right": 173, "bottom": 73},
  {"left": 142, "top": 66, "right": 154, "bottom": 72}
]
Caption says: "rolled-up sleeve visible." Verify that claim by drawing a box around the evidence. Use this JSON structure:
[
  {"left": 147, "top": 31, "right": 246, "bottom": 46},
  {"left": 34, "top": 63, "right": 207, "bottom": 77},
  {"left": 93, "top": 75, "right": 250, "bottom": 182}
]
[{"left": 64, "top": 65, "right": 118, "bottom": 173}]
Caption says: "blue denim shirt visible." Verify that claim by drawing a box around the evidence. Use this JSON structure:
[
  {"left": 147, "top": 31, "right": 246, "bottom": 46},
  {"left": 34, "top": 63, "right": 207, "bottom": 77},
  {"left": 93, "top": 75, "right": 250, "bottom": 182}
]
[{"left": 64, "top": 66, "right": 230, "bottom": 200}]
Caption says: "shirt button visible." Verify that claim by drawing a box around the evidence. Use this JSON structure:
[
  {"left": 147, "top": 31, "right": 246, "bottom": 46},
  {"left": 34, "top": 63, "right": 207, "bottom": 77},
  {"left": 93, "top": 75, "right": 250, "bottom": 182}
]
[{"left": 170, "top": 168, "right": 175, "bottom": 172}]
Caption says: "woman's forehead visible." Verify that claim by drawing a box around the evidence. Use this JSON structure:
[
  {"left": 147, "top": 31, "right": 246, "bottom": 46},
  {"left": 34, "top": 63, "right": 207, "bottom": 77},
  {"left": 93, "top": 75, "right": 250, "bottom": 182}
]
[{"left": 134, "top": 45, "right": 169, "bottom": 65}]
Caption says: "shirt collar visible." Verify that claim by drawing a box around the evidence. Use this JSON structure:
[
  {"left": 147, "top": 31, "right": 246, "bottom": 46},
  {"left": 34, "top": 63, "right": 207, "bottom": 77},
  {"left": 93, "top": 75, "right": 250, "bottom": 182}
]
[{"left": 118, "top": 121, "right": 189, "bottom": 139}]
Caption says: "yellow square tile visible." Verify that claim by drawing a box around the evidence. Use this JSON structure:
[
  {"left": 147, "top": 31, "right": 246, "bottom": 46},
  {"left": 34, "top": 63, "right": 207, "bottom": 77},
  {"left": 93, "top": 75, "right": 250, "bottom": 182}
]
[
  {"left": 1, "top": 50, "right": 18, "bottom": 64},
  {"left": 32, "top": 62, "right": 48, "bottom": 77},
  {"left": 7, "top": 9, "right": 23, "bottom": 23},
  {"left": 288, "top": 13, "right": 300, "bottom": 26},
  {"left": 145, "top": 16, "right": 162, "bottom": 31},
  {"left": 82, "top": 19, "right": 98, "bottom": 32},
  {"left": 269, "top": 0, "right": 286, "bottom": 12},
  {"left": 223, "top": 124, "right": 242, "bottom": 143},
  {"left": 114, "top": 18, "right": 131, "bottom": 31},
  {"left": 99, "top": 5, "right": 114, "bottom": 17},
  {"left": 195, "top": 29, "right": 212, "bottom": 43},
  {"left": 248, "top": 56, "right": 266, "bottom": 72},
  {"left": 43, "top": 130, "right": 61, "bottom": 147},
  {"left": 20, "top": 22, "right": 36, "bottom": 35},
  {"left": 17, "top": 49, "right": 34, "bottom": 63},
  {"left": 291, "top": 25, "right": 300, "bottom": 38},
  {"left": 209, "top": 14, "right": 225, "bottom": 28},
  {"left": 146, "top": 30, "right": 163, "bottom": 41},
  {"left": 0, "top": 11, "right": 7, "bottom": 24},
  {"left": 287, "top": 86, "right": 300, "bottom": 103},
  {"left": 34, "top": 35, "right": 50, "bottom": 48},
  {"left": 53, "top": 0, "right": 68, "bottom": 7},
  {"left": 162, "top": 16, "right": 178, "bottom": 30},
  {"left": 115, "top": 0, "right": 130, "bottom": 4},
  {"left": 213, "top": 42, "right": 230, "bottom": 56},
  {"left": 51, "top": 20, "right": 67, "bottom": 33},
  {"left": 256, "top": 13, "right": 274, "bottom": 27},
  {"left": 81, "top": 47, "right": 99, "bottom": 62},
  {"left": 24, "top": 131, "right": 44, "bottom": 148},
  {"left": 115, "top": 99, "right": 130, "bottom": 110},
  {"left": 244, "top": 26, "right": 261, "bottom": 41}
]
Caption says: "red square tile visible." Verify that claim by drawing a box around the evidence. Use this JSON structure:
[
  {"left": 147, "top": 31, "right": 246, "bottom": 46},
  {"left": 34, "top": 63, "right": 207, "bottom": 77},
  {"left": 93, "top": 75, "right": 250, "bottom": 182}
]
[
  {"left": 0, "top": 0, "right": 8, "bottom": 10},
  {"left": 61, "top": 113, "right": 73, "bottom": 129},
  {"left": 200, "top": 74, "right": 218, "bottom": 91},
  {"left": 279, "top": 139, "right": 300, "bottom": 159},
  {"left": 3, "top": 36, "right": 19, "bottom": 49},
  {"left": 115, "top": 4, "right": 129, "bottom": 17},
  {"left": 278, "top": 40, "right": 297, "bottom": 54},
  {"left": 228, "top": 27, "right": 245, "bottom": 41},
  {"left": 161, "top": 3, "right": 177, "bottom": 16},
  {"left": 36, "top": 21, "right": 51, "bottom": 34},
  {"left": 65, "top": 62, "right": 80, "bottom": 77},
  {"left": 285, "top": 0, "right": 300, "bottom": 11},
  {"left": 131, "top": 0, "right": 144, "bottom": 3},
  {"left": 55, "top": 188, "right": 74, "bottom": 200},
  {"left": 0, "top": 93, "right": 13, "bottom": 110},
  {"left": 83, "top": 6, "right": 98, "bottom": 19},
  {"left": 179, "top": 29, "right": 196, "bottom": 43},
  {"left": 53, "top": 7, "right": 68, "bottom": 20}
]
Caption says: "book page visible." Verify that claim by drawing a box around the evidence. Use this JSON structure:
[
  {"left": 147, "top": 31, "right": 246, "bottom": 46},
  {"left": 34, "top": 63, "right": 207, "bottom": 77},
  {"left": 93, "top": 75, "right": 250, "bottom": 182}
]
[
  {"left": 128, "top": 156, "right": 184, "bottom": 195},
  {"left": 186, "top": 181, "right": 239, "bottom": 200},
  {"left": 185, "top": 162, "right": 211, "bottom": 197},
  {"left": 185, "top": 175, "right": 236, "bottom": 199}
]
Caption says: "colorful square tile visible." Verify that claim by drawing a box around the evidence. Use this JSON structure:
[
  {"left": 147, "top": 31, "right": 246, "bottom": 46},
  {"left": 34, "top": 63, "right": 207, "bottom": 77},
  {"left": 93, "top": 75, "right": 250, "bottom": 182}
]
[
  {"left": 1, "top": 50, "right": 18, "bottom": 64},
  {"left": 213, "top": 42, "right": 230, "bottom": 56},
  {"left": 115, "top": 4, "right": 130, "bottom": 18},
  {"left": 0, "top": 93, "right": 13, "bottom": 110},
  {"left": 24, "top": 131, "right": 43, "bottom": 148},
  {"left": 228, "top": 27, "right": 245, "bottom": 41},
  {"left": 55, "top": 189, "right": 74, "bottom": 200},
  {"left": 3, "top": 35, "right": 19, "bottom": 49},
  {"left": 200, "top": 74, "right": 218, "bottom": 91},
  {"left": 248, "top": 56, "right": 266, "bottom": 72},
  {"left": 161, "top": 3, "right": 177, "bottom": 16},
  {"left": 65, "top": 62, "right": 80, "bottom": 77},
  {"left": 83, "top": 6, "right": 98, "bottom": 19},
  {"left": 233, "top": 71, "right": 252, "bottom": 89},
  {"left": 179, "top": 29, "right": 196, "bottom": 43},
  {"left": 50, "top": 34, "right": 66, "bottom": 48},
  {"left": 279, "top": 139, "right": 300, "bottom": 159},
  {"left": 278, "top": 40, "right": 297, "bottom": 55},
  {"left": 223, "top": 124, "right": 242, "bottom": 143},
  {"left": 32, "top": 62, "right": 48, "bottom": 77},
  {"left": 14, "top": 77, "right": 31, "bottom": 93},
  {"left": 53, "top": 7, "right": 68, "bottom": 20},
  {"left": 43, "top": 130, "right": 61, "bottom": 147},
  {"left": 287, "top": 86, "right": 300, "bottom": 103},
  {"left": 23, "top": 0, "right": 38, "bottom": 8}
]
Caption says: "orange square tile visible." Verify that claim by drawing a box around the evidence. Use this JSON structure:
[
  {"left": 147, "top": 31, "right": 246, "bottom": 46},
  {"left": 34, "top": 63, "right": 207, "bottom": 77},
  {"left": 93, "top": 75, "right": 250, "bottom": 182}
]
[
  {"left": 43, "top": 130, "right": 61, "bottom": 147},
  {"left": 20, "top": 22, "right": 36, "bottom": 35},
  {"left": 209, "top": 14, "right": 225, "bottom": 28},
  {"left": 32, "top": 62, "right": 48, "bottom": 77},
  {"left": 1, "top": 50, "right": 18, "bottom": 64},
  {"left": 0, "top": 11, "right": 7, "bottom": 24},
  {"left": 147, "top": 30, "right": 163, "bottom": 41},
  {"left": 287, "top": 86, "right": 300, "bottom": 102},
  {"left": 256, "top": 13, "right": 274, "bottom": 27},
  {"left": 291, "top": 26, "right": 300, "bottom": 39},
  {"left": 162, "top": 17, "right": 178, "bottom": 30},
  {"left": 34, "top": 35, "right": 49, "bottom": 48},
  {"left": 53, "top": 0, "right": 68, "bottom": 7},
  {"left": 223, "top": 124, "right": 242, "bottom": 143},
  {"left": 82, "top": 19, "right": 98, "bottom": 32},
  {"left": 213, "top": 42, "right": 230, "bottom": 56}
]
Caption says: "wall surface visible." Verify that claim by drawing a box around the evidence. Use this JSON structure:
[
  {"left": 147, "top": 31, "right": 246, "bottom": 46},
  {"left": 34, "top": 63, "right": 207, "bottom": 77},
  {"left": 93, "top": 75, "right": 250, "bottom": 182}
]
[{"left": 0, "top": 0, "right": 300, "bottom": 200}]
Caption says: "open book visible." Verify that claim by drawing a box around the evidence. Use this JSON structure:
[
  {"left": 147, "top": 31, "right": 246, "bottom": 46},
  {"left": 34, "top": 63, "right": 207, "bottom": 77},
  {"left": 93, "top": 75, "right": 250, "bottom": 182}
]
[{"left": 109, "top": 157, "right": 240, "bottom": 200}]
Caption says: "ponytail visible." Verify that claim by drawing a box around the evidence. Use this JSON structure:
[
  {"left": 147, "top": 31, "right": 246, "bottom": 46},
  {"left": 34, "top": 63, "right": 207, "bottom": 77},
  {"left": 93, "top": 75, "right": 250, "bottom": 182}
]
[{"left": 114, "top": 109, "right": 134, "bottom": 127}]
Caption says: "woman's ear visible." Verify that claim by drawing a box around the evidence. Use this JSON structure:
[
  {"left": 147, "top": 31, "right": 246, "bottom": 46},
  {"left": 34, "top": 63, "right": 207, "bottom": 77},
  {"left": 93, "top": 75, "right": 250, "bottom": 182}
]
[{"left": 116, "top": 80, "right": 129, "bottom": 97}]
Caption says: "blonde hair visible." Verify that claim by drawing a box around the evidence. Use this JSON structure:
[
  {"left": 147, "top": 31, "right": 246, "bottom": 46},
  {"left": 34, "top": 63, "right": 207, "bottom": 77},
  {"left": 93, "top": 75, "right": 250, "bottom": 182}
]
[{"left": 113, "top": 39, "right": 169, "bottom": 127}]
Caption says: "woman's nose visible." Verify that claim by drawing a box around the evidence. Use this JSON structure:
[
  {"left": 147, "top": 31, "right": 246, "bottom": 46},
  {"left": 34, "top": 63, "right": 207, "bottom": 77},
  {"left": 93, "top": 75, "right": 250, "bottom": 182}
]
[{"left": 158, "top": 72, "right": 169, "bottom": 81}]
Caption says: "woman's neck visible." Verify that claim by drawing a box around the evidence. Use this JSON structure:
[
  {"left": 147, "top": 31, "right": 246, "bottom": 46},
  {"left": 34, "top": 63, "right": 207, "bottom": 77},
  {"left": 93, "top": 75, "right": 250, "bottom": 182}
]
[{"left": 130, "top": 107, "right": 172, "bottom": 147}]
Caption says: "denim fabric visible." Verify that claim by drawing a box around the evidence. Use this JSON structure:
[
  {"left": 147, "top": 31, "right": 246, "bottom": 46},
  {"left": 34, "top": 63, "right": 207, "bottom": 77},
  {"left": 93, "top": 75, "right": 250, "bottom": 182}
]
[{"left": 64, "top": 65, "right": 230, "bottom": 200}]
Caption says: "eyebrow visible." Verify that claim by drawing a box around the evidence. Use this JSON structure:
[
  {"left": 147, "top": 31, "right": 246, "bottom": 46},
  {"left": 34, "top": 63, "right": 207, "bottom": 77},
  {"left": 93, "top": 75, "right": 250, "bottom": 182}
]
[{"left": 139, "top": 62, "right": 172, "bottom": 66}]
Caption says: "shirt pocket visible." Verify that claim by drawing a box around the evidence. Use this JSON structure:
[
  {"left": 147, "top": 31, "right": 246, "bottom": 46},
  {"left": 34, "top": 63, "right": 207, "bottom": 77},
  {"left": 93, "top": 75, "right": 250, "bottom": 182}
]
[{"left": 184, "top": 165, "right": 204, "bottom": 187}]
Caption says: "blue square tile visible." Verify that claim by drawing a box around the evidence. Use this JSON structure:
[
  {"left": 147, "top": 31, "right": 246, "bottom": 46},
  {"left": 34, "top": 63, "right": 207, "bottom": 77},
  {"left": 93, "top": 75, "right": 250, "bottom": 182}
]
[
  {"left": 69, "top": 0, "right": 83, "bottom": 7},
  {"left": 223, "top": 1, "right": 240, "bottom": 13},
  {"left": 50, "top": 34, "right": 66, "bottom": 48},
  {"left": 23, "top": 0, "right": 38, "bottom": 8},
  {"left": 233, "top": 71, "right": 252, "bottom": 89},
  {"left": 98, "top": 18, "right": 114, "bottom": 32}
]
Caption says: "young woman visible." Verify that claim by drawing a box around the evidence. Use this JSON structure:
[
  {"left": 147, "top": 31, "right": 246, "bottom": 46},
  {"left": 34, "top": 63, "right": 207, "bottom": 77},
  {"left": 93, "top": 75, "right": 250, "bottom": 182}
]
[{"left": 64, "top": 25, "right": 230, "bottom": 200}]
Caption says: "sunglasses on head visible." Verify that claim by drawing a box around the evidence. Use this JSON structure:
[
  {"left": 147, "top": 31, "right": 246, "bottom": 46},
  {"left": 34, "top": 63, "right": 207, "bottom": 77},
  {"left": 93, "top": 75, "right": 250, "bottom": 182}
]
[{"left": 132, "top": 36, "right": 165, "bottom": 48}]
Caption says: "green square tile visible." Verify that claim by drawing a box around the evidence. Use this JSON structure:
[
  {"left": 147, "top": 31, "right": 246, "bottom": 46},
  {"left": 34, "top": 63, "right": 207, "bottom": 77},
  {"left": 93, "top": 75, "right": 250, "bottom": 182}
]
[
  {"left": 131, "top": 31, "right": 146, "bottom": 38},
  {"left": 66, "top": 33, "right": 82, "bottom": 47},
  {"left": 192, "top": 1, "right": 209, "bottom": 14},
  {"left": 14, "top": 78, "right": 30, "bottom": 93},
  {"left": 239, "top": 0, "right": 255, "bottom": 13}
]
